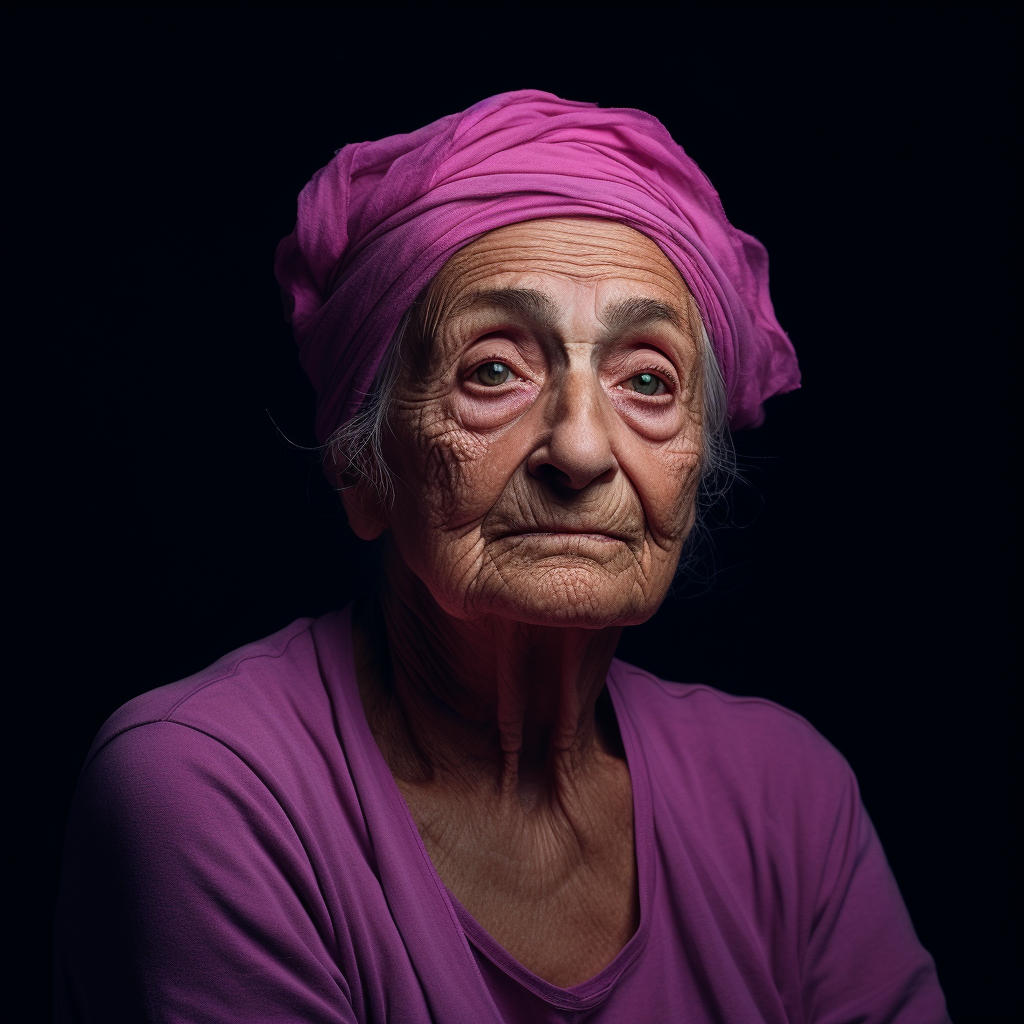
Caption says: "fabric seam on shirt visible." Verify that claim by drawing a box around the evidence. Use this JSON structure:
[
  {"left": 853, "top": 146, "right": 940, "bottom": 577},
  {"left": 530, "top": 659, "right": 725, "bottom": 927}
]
[
  {"left": 620, "top": 665, "right": 833, "bottom": 740},
  {"left": 161, "top": 619, "right": 315, "bottom": 720}
]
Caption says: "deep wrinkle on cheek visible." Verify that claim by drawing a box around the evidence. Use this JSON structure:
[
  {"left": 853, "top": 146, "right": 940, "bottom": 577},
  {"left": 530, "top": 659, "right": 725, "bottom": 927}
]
[{"left": 422, "top": 425, "right": 534, "bottom": 536}]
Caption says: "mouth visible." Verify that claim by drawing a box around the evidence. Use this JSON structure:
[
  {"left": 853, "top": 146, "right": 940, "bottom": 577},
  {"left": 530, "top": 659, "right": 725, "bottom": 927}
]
[{"left": 500, "top": 527, "right": 633, "bottom": 545}]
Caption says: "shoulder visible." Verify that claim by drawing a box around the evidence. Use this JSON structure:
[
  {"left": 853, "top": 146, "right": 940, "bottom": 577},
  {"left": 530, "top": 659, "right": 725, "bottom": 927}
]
[
  {"left": 86, "top": 616, "right": 324, "bottom": 771},
  {"left": 609, "top": 659, "right": 867, "bottom": 916},
  {"left": 608, "top": 658, "right": 854, "bottom": 804},
  {"left": 608, "top": 664, "right": 950, "bottom": 1020},
  {"left": 58, "top": 613, "right": 369, "bottom": 1022},
  {"left": 70, "top": 609, "right": 365, "bottom": 865}
]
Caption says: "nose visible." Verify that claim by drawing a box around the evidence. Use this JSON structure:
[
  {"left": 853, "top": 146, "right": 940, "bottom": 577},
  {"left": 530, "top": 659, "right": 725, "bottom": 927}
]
[{"left": 527, "top": 369, "right": 617, "bottom": 492}]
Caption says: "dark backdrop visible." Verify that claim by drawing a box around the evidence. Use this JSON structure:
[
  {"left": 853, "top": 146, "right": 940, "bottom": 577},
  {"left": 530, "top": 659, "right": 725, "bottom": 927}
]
[{"left": 12, "top": 11, "right": 1007, "bottom": 1020}]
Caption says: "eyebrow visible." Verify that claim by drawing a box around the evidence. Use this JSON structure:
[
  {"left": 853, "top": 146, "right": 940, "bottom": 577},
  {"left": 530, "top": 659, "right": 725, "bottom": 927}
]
[
  {"left": 600, "top": 296, "right": 686, "bottom": 335},
  {"left": 450, "top": 288, "right": 686, "bottom": 337},
  {"left": 450, "top": 288, "right": 561, "bottom": 329}
]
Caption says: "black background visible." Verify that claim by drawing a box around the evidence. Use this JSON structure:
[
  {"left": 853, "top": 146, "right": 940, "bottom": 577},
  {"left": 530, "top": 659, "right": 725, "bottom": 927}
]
[{"left": 11, "top": 10, "right": 1009, "bottom": 1020}]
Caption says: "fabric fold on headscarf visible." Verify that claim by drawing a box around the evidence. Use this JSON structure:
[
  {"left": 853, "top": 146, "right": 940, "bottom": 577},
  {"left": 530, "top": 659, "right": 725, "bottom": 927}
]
[{"left": 275, "top": 90, "right": 800, "bottom": 441}]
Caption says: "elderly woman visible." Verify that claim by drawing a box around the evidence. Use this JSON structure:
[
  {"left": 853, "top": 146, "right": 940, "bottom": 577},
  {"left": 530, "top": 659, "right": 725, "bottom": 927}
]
[{"left": 55, "top": 92, "right": 948, "bottom": 1022}]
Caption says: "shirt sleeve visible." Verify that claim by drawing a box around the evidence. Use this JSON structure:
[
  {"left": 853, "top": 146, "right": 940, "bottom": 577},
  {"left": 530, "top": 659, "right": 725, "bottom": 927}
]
[
  {"left": 54, "top": 721, "right": 359, "bottom": 1024},
  {"left": 800, "top": 757, "right": 951, "bottom": 1024}
]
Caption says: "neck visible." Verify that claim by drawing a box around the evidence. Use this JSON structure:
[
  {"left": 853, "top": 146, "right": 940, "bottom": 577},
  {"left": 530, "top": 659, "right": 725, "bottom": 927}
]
[{"left": 353, "top": 551, "right": 623, "bottom": 805}]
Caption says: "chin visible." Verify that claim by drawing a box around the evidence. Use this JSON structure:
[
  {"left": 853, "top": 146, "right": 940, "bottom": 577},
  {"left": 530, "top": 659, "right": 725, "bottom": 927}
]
[{"left": 470, "top": 564, "right": 664, "bottom": 629}]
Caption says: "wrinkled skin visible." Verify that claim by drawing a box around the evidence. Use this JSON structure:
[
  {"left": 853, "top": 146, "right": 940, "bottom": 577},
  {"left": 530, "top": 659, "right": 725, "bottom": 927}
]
[{"left": 341, "top": 218, "right": 705, "bottom": 986}]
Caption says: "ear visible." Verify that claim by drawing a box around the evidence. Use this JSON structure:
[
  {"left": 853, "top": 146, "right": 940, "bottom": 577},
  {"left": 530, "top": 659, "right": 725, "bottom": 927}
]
[
  {"left": 338, "top": 478, "right": 389, "bottom": 540},
  {"left": 323, "top": 455, "right": 389, "bottom": 541}
]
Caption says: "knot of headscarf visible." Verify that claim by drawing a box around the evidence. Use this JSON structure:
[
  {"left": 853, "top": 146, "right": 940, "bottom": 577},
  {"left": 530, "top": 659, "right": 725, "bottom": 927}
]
[{"left": 275, "top": 89, "right": 800, "bottom": 441}]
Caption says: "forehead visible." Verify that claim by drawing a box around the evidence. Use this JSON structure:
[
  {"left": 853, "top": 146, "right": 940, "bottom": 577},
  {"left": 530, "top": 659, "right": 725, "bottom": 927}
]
[{"left": 432, "top": 218, "right": 689, "bottom": 308}]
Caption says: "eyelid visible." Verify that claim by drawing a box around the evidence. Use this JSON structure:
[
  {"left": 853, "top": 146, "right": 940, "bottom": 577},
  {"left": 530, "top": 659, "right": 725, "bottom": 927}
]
[
  {"left": 620, "top": 364, "right": 679, "bottom": 390},
  {"left": 462, "top": 343, "right": 531, "bottom": 375},
  {"left": 463, "top": 357, "right": 525, "bottom": 386},
  {"left": 620, "top": 338, "right": 686, "bottom": 380}
]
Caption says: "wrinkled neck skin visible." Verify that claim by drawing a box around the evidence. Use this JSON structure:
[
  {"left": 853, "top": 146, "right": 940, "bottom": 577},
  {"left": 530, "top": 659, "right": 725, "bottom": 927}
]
[{"left": 355, "top": 545, "right": 624, "bottom": 808}]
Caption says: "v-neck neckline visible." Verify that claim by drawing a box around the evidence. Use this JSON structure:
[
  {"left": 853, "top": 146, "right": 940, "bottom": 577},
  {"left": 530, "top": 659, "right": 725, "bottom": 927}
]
[{"left": 448, "top": 664, "right": 655, "bottom": 1011}]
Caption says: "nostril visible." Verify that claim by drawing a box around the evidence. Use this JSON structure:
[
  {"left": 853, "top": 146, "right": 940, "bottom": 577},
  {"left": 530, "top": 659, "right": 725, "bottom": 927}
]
[
  {"left": 532, "top": 462, "right": 574, "bottom": 492},
  {"left": 532, "top": 460, "right": 613, "bottom": 494}
]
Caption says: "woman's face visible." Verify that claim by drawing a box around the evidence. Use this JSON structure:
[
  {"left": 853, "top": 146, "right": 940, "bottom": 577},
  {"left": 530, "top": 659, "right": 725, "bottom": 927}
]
[{"left": 349, "top": 217, "right": 706, "bottom": 628}]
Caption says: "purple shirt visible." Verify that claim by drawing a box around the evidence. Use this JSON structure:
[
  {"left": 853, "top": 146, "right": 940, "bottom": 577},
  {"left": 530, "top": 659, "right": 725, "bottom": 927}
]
[{"left": 55, "top": 609, "right": 948, "bottom": 1022}]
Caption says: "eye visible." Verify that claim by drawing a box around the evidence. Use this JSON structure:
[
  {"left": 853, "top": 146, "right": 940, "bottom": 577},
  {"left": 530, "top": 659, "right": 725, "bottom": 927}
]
[
  {"left": 474, "top": 361, "right": 513, "bottom": 387},
  {"left": 628, "top": 372, "right": 665, "bottom": 396}
]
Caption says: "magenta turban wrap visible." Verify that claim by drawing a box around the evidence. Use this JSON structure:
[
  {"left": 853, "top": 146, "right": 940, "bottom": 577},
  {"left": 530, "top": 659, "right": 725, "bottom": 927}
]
[{"left": 275, "top": 90, "right": 800, "bottom": 441}]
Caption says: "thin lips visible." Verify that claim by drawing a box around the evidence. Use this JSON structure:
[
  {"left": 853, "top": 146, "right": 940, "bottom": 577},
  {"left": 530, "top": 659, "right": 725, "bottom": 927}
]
[{"left": 501, "top": 526, "right": 633, "bottom": 543}]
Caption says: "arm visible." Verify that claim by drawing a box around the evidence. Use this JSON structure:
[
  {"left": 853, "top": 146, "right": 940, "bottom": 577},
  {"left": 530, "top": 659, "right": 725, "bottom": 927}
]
[
  {"left": 54, "top": 721, "right": 358, "bottom": 1024},
  {"left": 801, "top": 763, "right": 950, "bottom": 1024}
]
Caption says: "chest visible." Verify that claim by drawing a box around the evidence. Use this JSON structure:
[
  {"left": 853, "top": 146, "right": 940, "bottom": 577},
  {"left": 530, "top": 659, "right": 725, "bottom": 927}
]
[{"left": 398, "top": 765, "right": 639, "bottom": 988}]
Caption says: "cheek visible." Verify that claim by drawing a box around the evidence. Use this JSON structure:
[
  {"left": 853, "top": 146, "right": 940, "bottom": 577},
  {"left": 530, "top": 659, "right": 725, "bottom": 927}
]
[
  {"left": 629, "top": 437, "right": 703, "bottom": 546},
  {"left": 388, "top": 401, "right": 535, "bottom": 536}
]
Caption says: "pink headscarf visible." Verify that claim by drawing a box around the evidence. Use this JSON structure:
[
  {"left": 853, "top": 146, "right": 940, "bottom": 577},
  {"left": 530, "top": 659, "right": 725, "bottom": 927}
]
[{"left": 275, "top": 90, "right": 799, "bottom": 441}]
